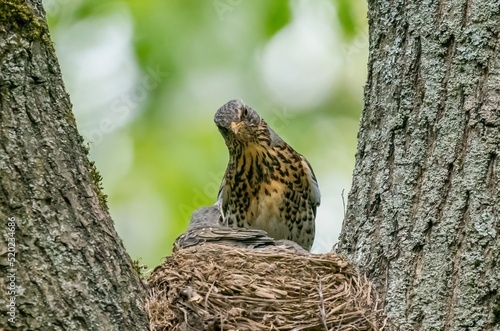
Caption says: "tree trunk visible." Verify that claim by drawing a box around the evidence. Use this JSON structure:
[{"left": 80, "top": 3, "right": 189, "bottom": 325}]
[
  {"left": 0, "top": 1, "right": 149, "bottom": 330},
  {"left": 337, "top": 0, "right": 499, "bottom": 330}
]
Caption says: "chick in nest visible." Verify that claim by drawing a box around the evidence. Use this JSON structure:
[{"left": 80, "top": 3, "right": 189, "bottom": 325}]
[{"left": 174, "top": 206, "right": 307, "bottom": 253}]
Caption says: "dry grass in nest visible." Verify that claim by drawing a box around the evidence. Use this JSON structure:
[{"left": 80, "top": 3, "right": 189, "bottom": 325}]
[{"left": 147, "top": 243, "right": 384, "bottom": 330}]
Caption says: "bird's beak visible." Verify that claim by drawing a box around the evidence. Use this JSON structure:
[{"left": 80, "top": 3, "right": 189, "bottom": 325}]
[{"left": 230, "top": 121, "right": 243, "bottom": 134}]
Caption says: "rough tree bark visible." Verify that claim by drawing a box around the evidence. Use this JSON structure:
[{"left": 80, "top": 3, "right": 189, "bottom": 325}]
[
  {"left": 338, "top": 0, "right": 499, "bottom": 330},
  {"left": 0, "top": 1, "right": 149, "bottom": 330}
]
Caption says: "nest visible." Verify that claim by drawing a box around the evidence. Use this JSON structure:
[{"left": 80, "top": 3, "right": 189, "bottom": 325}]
[{"left": 147, "top": 243, "right": 383, "bottom": 330}]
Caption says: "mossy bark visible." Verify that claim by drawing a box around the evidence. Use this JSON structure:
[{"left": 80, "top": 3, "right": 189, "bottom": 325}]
[
  {"left": 0, "top": 1, "right": 149, "bottom": 330},
  {"left": 338, "top": 0, "right": 499, "bottom": 330}
]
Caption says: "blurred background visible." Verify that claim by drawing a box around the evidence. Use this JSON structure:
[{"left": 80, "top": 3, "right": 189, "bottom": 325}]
[{"left": 43, "top": 0, "right": 368, "bottom": 269}]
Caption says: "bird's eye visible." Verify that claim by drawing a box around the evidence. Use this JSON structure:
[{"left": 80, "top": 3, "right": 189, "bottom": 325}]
[{"left": 241, "top": 107, "right": 248, "bottom": 118}]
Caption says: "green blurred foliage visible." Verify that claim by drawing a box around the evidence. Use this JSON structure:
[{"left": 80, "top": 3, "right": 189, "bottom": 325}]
[
  {"left": 44, "top": 0, "right": 368, "bottom": 269},
  {"left": 334, "top": 0, "right": 357, "bottom": 38}
]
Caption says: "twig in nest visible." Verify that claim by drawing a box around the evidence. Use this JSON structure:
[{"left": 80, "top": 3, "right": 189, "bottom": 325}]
[
  {"left": 317, "top": 279, "right": 329, "bottom": 331},
  {"left": 205, "top": 281, "right": 216, "bottom": 309},
  {"left": 341, "top": 189, "right": 346, "bottom": 219}
]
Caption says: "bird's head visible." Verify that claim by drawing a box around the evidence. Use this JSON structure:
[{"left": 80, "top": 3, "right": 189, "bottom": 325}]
[
  {"left": 214, "top": 99, "right": 264, "bottom": 145},
  {"left": 188, "top": 206, "right": 223, "bottom": 230}
]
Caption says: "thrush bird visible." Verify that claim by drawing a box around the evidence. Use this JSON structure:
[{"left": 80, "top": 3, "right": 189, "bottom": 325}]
[
  {"left": 214, "top": 99, "right": 320, "bottom": 251},
  {"left": 174, "top": 206, "right": 308, "bottom": 253}
]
